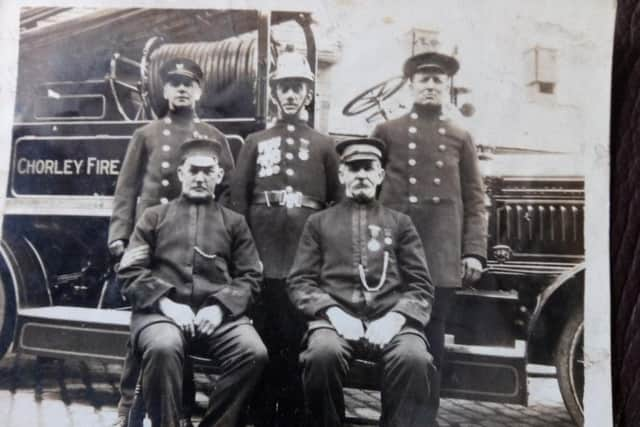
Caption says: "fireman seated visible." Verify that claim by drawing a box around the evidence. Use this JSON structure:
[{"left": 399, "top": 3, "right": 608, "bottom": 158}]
[
  {"left": 118, "top": 137, "right": 267, "bottom": 427},
  {"left": 287, "top": 137, "right": 436, "bottom": 427}
]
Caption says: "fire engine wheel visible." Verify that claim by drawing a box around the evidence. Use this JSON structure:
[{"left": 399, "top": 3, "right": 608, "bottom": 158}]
[
  {"left": 555, "top": 307, "right": 584, "bottom": 426},
  {"left": 342, "top": 76, "right": 406, "bottom": 116},
  {"left": 0, "top": 274, "right": 16, "bottom": 360}
]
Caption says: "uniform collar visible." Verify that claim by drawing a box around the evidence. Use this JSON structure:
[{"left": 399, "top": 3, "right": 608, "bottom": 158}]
[
  {"left": 343, "top": 197, "right": 380, "bottom": 209},
  {"left": 166, "top": 109, "right": 197, "bottom": 126},
  {"left": 276, "top": 116, "right": 309, "bottom": 128},
  {"left": 411, "top": 103, "right": 442, "bottom": 119},
  {"left": 178, "top": 194, "right": 218, "bottom": 207}
]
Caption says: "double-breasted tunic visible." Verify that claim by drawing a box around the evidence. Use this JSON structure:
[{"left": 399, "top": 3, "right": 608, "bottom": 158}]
[
  {"left": 231, "top": 118, "right": 341, "bottom": 279},
  {"left": 287, "top": 199, "right": 434, "bottom": 328},
  {"left": 108, "top": 111, "right": 234, "bottom": 245},
  {"left": 118, "top": 196, "right": 262, "bottom": 343},
  {"left": 372, "top": 104, "right": 488, "bottom": 288}
]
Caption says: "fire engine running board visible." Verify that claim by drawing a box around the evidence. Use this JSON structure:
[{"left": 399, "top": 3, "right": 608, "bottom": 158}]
[
  {"left": 16, "top": 306, "right": 130, "bottom": 363},
  {"left": 440, "top": 337, "right": 527, "bottom": 405},
  {"left": 16, "top": 307, "right": 527, "bottom": 406},
  {"left": 346, "top": 336, "right": 527, "bottom": 405}
]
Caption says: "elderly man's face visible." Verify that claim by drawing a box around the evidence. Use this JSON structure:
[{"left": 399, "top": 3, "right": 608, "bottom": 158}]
[
  {"left": 409, "top": 69, "right": 449, "bottom": 106},
  {"left": 273, "top": 79, "right": 312, "bottom": 117},
  {"left": 164, "top": 76, "right": 202, "bottom": 111},
  {"left": 339, "top": 159, "right": 385, "bottom": 203},
  {"left": 178, "top": 155, "right": 223, "bottom": 201}
]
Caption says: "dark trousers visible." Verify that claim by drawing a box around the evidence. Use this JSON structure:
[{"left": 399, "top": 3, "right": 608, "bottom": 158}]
[
  {"left": 252, "top": 278, "right": 306, "bottom": 427},
  {"left": 424, "top": 287, "right": 456, "bottom": 425},
  {"left": 135, "top": 319, "right": 268, "bottom": 427},
  {"left": 300, "top": 327, "right": 434, "bottom": 427},
  {"left": 118, "top": 345, "right": 196, "bottom": 424}
]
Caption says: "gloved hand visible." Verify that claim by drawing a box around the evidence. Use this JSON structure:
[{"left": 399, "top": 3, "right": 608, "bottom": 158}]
[
  {"left": 461, "top": 256, "right": 484, "bottom": 287},
  {"left": 108, "top": 239, "right": 126, "bottom": 258},
  {"left": 326, "top": 306, "right": 365, "bottom": 341}
]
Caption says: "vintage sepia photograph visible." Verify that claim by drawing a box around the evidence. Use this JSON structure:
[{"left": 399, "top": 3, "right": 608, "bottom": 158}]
[{"left": 0, "top": 1, "right": 613, "bottom": 427}]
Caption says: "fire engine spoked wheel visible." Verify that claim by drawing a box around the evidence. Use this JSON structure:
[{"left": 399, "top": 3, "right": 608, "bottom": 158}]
[
  {"left": 0, "top": 274, "right": 17, "bottom": 360},
  {"left": 342, "top": 76, "right": 406, "bottom": 116},
  {"left": 555, "top": 307, "right": 584, "bottom": 426}
]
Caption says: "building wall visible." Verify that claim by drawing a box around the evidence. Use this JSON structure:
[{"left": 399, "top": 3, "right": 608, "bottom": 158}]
[{"left": 311, "top": 0, "right": 614, "bottom": 154}]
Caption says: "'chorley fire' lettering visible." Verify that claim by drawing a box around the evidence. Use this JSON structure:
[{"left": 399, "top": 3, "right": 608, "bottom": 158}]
[
  {"left": 16, "top": 158, "right": 120, "bottom": 176},
  {"left": 86, "top": 157, "right": 120, "bottom": 175}
]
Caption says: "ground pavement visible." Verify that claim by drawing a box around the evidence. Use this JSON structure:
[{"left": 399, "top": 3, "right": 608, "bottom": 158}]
[{"left": 0, "top": 354, "right": 576, "bottom": 427}]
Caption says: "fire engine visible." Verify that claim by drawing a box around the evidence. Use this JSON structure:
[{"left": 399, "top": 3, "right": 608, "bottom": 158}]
[{"left": 0, "top": 7, "right": 584, "bottom": 425}]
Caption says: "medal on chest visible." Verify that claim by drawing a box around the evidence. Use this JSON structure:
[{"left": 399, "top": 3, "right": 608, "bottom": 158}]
[
  {"left": 383, "top": 228, "right": 393, "bottom": 246},
  {"left": 257, "top": 137, "right": 282, "bottom": 178},
  {"left": 367, "top": 224, "right": 382, "bottom": 252},
  {"left": 298, "top": 138, "right": 310, "bottom": 161}
]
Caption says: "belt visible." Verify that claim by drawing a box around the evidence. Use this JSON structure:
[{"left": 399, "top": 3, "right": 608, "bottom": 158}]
[{"left": 253, "top": 190, "right": 325, "bottom": 210}]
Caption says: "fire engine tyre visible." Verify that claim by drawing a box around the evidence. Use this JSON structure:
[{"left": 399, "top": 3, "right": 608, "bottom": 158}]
[
  {"left": 555, "top": 307, "right": 584, "bottom": 426},
  {"left": 0, "top": 275, "right": 16, "bottom": 360}
]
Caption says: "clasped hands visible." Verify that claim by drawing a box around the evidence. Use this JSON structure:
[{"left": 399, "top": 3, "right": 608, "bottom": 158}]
[
  {"left": 158, "top": 297, "right": 223, "bottom": 337},
  {"left": 325, "top": 306, "right": 406, "bottom": 347}
]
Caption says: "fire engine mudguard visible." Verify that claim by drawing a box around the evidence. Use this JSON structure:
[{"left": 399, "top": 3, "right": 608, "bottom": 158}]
[
  {"left": 528, "top": 262, "right": 584, "bottom": 425},
  {"left": 0, "top": 235, "right": 51, "bottom": 360}
]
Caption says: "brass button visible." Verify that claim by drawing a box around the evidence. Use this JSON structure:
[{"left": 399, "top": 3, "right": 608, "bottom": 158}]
[
  {"left": 432, "top": 196, "right": 441, "bottom": 204},
  {"left": 192, "top": 131, "right": 201, "bottom": 137},
  {"left": 409, "top": 177, "right": 417, "bottom": 184},
  {"left": 408, "top": 158, "right": 416, "bottom": 166},
  {"left": 161, "top": 179, "right": 169, "bottom": 187},
  {"left": 272, "top": 165, "right": 281, "bottom": 174},
  {"left": 286, "top": 137, "right": 295, "bottom": 145},
  {"left": 287, "top": 124, "right": 295, "bottom": 132},
  {"left": 161, "top": 161, "right": 170, "bottom": 169},
  {"left": 408, "top": 142, "right": 416, "bottom": 150},
  {"left": 194, "top": 117, "right": 201, "bottom": 123},
  {"left": 409, "top": 196, "right": 418, "bottom": 203},
  {"left": 436, "top": 160, "right": 444, "bottom": 168},
  {"left": 164, "top": 117, "right": 172, "bottom": 124},
  {"left": 433, "top": 178, "right": 441, "bottom": 185},
  {"left": 162, "top": 145, "right": 171, "bottom": 152},
  {"left": 286, "top": 168, "right": 295, "bottom": 176},
  {"left": 163, "top": 129, "right": 171, "bottom": 136},
  {"left": 438, "top": 144, "right": 446, "bottom": 152},
  {"left": 438, "top": 128, "right": 446, "bottom": 135},
  {"left": 408, "top": 126, "right": 417, "bottom": 134},
  {"left": 285, "top": 152, "right": 294, "bottom": 160},
  {"left": 410, "top": 112, "right": 418, "bottom": 120},
  {"left": 160, "top": 197, "right": 169, "bottom": 204}
]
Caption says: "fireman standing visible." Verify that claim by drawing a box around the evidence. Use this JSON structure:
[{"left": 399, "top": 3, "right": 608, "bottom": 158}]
[
  {"left": 109, "top": 58, "right": 234, "bottom": 427},
  {"left": 231, "top": 45, "right": 341, "bottom": 426},
  {"left": 371, "top": 44, "right": 488, "bottom": 425}
]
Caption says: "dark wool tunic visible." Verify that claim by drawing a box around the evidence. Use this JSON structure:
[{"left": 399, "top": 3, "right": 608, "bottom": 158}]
[
  {"left": 287, "top": 199, "right": 434, "bottom": 328},
  {"left": 231, "top": 118, "right": 341, "bottom": 279},
  {"left": 372, "top": 104, "right": 488, "bottom": 288},
  {"left": 118, "top": 196, "right": 262, "bottom": 342}
]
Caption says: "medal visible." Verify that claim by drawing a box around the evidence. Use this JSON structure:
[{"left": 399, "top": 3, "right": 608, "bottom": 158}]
[
  {"left": 367, "top": 225, "right": 382, "bottom": 252},
  {"left": 368, "top": 239, "right": 381, "bottom": 252},
  {"left": 299, "top": 138, "right": 310, "bottom": 161},
  {"left": 383, "top": 228, "right": 393, "bottom": 246}
]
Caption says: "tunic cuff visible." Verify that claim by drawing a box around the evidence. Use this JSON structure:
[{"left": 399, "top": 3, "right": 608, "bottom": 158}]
[{"left": 132, "top": 278, "right": 175, "bottom": 311}]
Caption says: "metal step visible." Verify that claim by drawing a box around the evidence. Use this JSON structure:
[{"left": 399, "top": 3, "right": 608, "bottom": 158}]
[{"left": 16, "top": 306, "right": 130, "bottom": 363}]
